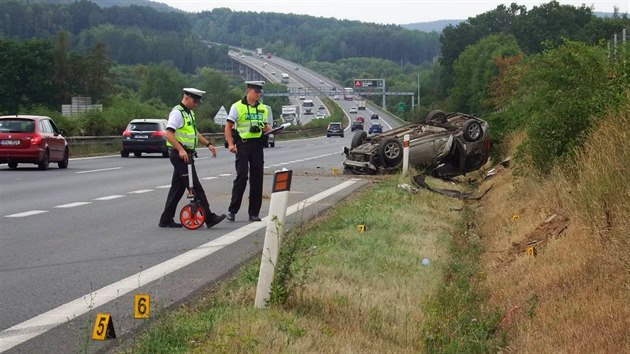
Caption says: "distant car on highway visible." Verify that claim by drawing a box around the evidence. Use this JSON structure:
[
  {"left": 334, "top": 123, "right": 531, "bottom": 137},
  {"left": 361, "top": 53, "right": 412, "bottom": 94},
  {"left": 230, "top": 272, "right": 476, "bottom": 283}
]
[
  {"left": 371, "top": 113, "right": 379, "bottom": 120},
  {"left": 121, "top": 118, "right": 169, "bottom": 158},
  {"left": 349, "top": 107, "right": 358, "bottom": 114},
  {"left": 333, "top": 95, "right": 340, "bottom": 100},
  {"left": 315, "top": 112, "right": 326, "bottom": 120},
  {"left": 0, "top": 115, "right": 69, "bottom": 170},
  {"left": 271, "top": 70, "right": 276, "bottom": 75},
  {"left": 368, "top": 122, "right": 383, "bottom": 134},
  {"left": 326, "top": 122, "right": 344, "bottom": 138},
  {"left": 351, "top": 119, "right": 364, "bottom": 132}
]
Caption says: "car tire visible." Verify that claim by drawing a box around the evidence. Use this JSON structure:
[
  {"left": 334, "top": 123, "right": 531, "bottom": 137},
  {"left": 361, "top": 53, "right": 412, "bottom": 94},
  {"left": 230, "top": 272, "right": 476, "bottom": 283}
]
[
  {"left": 426, "top": 110, "right": 447, "bottom": 124},
  {"left": 134, "top": 152, "right": 142, "bottom": 157},
  {"left": 162, "top": 151, "right": 169, "bottom": 158},
  {"left": 379, "top": 138, "right": 403, "bottom": 168},
  {"left": 341, "top": 134, "right": 344, "bottom": 138},
  {"left": 121, "top": 150, "right": 129, "bottom": 158},
  {"left": 8, "top": 162, "right": 17, "bottom": 169},
  {"left": 270, "top": 141, "right": 275, "bottom": 147},
  {"left": 351, "top": 131, "right": 368, "bottom": 149},
  {"left": 38, "top": 150, "right": 50, "bottom": 170},
  {"left": 462, "top": 120, "right": 483, "bottom": 142},
  {"left": 58, "top": 148, "right": 69, "bottom": 169}
]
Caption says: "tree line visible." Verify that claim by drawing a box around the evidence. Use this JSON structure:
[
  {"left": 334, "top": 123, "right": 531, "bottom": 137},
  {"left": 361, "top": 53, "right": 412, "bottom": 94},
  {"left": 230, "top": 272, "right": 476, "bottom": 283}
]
[{"left": 1, "top": 0, "right": 629, "bottom": 172}]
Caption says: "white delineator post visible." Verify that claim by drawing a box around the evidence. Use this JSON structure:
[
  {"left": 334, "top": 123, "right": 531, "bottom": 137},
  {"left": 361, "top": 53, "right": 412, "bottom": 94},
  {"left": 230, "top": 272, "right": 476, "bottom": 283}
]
[
  {"left": 402, "top": 134, "right": 410, "bottom": 176},
  {"left": 254, "top": 169, "right": 292, "bottom": 308}
]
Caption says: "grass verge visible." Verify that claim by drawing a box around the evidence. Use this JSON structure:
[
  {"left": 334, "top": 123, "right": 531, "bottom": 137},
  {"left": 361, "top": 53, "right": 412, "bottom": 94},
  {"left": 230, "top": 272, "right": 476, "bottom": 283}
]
[{"left": 111, "top": 174, "right": 505, "bottom": 353}]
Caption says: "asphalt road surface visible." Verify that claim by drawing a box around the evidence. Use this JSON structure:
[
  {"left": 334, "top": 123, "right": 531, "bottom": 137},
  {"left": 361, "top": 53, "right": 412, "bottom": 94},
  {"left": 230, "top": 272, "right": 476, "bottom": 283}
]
[{"left": 0, "top": 135, "right": 368, "bottom": 353}]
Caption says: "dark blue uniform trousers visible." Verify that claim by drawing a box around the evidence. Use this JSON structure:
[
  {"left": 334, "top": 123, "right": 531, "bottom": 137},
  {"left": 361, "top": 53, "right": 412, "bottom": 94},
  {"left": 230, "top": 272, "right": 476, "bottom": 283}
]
[
  {"left": 159, "top": 149, "right": 213, "bottom": 225},
  {"left": 229, "top": 139, "right": 264, "bottom": 217}
]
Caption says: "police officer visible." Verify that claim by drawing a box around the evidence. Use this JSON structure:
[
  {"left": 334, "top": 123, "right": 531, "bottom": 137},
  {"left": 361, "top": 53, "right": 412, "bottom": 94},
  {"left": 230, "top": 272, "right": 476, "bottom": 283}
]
[
  {"left": 224, "top": 81, "right": 271, "bottom": 222},
  {"left": 159, "top": 88, "right": 226, "bottom": 228}
]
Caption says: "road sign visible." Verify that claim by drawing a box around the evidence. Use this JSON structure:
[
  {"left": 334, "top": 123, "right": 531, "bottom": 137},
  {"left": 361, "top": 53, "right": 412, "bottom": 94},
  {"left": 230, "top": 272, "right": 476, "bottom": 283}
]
[
  {"left": 353, "top": 79, "right": 383, "bottom": 88},
  {"left": 213, "top": 106, "right": 229, "bottom": 126}
]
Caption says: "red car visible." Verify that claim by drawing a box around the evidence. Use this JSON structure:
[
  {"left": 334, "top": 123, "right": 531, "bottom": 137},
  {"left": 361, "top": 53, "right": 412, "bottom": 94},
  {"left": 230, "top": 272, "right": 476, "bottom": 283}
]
[{"left": 0, "top": 115, "right": 69, "bottom": 170}]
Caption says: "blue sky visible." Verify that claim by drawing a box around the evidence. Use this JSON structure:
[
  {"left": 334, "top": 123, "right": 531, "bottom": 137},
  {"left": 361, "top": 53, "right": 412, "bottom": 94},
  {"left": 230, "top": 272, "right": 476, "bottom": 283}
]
[{"left": 159, "top": 0, "right": 629, "bottom": 25}]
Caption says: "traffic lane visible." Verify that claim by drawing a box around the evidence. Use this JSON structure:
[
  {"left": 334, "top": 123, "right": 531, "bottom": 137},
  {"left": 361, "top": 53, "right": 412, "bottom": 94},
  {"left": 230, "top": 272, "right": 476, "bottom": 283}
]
[
  {"left": 0, "top": 151, "right": 356, "bottom": 332},
  {"left": 0, "top": 153, "right": 235, "bottom": 218},
  {"left": 0, "top": 137, "right": 344, "bottom": 218},
  {"left": 2, "top": 175, "right": 366, "bottom": 353}
]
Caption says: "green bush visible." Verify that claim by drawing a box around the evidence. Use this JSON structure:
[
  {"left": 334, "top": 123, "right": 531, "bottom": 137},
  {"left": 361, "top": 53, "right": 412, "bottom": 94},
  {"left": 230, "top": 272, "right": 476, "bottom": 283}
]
[{"left": 505, "top": 41, "right": 615, "bottom": 171}]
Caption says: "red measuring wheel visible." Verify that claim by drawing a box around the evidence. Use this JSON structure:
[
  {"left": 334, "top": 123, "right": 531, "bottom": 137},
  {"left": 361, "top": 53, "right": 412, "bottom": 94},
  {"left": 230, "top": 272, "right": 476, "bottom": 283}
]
[{"left": 180, "top": 202, "right": 205, "bottom": 230}]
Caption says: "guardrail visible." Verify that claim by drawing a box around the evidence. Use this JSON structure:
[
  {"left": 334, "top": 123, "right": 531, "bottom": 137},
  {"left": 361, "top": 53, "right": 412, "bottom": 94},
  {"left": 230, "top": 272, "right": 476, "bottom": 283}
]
[{"left": 65, "top": 129, "right": 325, "bottom": 155}]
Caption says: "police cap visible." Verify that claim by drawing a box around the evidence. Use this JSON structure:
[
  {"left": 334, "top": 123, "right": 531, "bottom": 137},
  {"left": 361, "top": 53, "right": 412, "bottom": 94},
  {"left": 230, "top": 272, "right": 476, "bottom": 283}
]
[
  {"left": 245, "top": 81, "right": 265, "bottom": 90},
  {"left": 183, "top": 87, "right": 205, "bottom": 102}
]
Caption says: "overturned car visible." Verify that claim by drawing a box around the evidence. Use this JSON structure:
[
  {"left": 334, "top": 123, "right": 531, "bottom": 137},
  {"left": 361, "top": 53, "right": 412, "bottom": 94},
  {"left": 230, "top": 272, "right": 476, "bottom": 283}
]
[{"left": 343, "top": 110, "right": 491, "bottom": 177}]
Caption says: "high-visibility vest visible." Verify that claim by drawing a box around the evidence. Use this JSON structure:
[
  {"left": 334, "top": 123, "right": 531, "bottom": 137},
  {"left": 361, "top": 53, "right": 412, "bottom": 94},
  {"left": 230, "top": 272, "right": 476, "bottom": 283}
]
[
  {"left": 167, "top": 105, "right": 197, "bottom": 150},
  {"left": 232, "top": 99, "right": 267, "bottom": 140}
]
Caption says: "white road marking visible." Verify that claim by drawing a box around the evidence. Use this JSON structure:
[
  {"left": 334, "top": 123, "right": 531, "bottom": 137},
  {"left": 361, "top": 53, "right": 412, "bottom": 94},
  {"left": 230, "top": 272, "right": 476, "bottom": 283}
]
[
  {"left": 218, "top": 173, "right": 232, "bottom": 177},
  {"left": 128, "top": 189, "right": 153, "bottom": 194},
  {"left": 155, "top": 185, "right": 171, "bottom": 189},
  {"left": 202, "top": 176, "right": 218, "bottom": 180},
  {"left": 4, "top": 210, "right": 48, "bottom": 218},
  {"left": 75, "top": 167, "right": 122, "bottom": 174},
  {"left": 94, "top": 195, "right": 125, "bottom": 201},
  {"left": 54, "top": 202, "right": 91, "bottom": 208},
  {"left": 0, "top": 179, "right": 362, "bottom": 351}
]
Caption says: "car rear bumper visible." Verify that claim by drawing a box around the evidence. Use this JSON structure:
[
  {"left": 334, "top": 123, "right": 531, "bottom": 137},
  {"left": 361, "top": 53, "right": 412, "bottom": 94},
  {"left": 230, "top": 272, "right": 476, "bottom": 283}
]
[
  {"left": 0, "top": 147, "right": 44, "bottom": 163},
  {"left": 121, "top": 140, "right": 168, "bottom": 153}
]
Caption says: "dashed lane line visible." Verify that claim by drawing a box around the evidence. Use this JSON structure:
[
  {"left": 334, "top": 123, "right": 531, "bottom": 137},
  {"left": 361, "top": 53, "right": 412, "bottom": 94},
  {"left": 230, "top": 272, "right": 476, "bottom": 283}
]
[
  {"left": 4, "top": 210, "right": 48, "bottom": 218},
  {"left": 53, "top": 202, "right": 91, "bottom": 208},
  {"left": 93, "top": 195, "right": 125, "bottom": 201}
]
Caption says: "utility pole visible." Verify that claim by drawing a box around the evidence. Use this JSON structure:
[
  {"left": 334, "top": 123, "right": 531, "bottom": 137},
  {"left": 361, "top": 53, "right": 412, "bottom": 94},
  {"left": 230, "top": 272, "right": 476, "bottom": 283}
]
[{"left": 417, "top": 74, "right": 420, "bottom": 109}]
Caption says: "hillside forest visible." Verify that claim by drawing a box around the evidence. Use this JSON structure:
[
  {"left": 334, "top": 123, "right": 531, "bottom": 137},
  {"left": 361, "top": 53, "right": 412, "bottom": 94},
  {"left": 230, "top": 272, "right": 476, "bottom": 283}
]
[{"left": 0, "top": 0, "right": 628, "bottom": 168}]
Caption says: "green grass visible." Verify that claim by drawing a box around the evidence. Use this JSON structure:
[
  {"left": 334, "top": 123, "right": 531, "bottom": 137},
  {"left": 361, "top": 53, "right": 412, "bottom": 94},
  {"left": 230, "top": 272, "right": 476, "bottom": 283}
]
[{"left": 113, "top": 175, "right": 503, "bottom": 353}]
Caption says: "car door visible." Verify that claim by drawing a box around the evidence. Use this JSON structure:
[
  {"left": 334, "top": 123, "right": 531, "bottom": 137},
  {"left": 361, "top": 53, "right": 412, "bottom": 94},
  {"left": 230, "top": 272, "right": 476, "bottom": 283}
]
[{"left": 41, "top": 119, "right": 64, "bottom": 161}]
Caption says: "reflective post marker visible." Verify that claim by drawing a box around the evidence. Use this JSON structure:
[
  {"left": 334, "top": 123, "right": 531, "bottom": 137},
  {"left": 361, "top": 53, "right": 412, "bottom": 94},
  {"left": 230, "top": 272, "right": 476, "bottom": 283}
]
[
  {"left": 255, "top": 169, "right": 292, "bottom": 308},
  {"left": 402, "top": 134, "right": 410, "bottom": 176}
]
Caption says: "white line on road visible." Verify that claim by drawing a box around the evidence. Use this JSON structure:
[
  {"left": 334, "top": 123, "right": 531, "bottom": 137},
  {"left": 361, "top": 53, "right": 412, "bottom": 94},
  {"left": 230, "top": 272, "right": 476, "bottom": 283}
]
[
  {"left": 93, "top": 195, "right": 125, "bottom": 201},
  {"left": 128, "top": 189, "right": 153, "bottom": 194},
  {"left": 202, "top": 177, "right": 218, "bottom": 180},
  {"left": 155, "top": 185, "right": 171, "bottom": 189},
  {"left": 0, "top": 179, "right": 361, "bottom": 352},
  {"left": 75, "top": 167, "right": 122, "bottom": 174},
  {"left": 54, "top": 202, "right": 91, "bottom": 208},
  {"left": 4, "top": 210, "right": 48, "bottom": 218}
]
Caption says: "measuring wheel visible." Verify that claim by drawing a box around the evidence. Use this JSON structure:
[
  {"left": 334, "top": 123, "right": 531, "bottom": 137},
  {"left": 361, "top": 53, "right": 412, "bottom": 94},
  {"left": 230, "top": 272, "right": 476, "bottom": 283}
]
[
  {"left": 180, "top": 202, "right": 206, "bottom": 230},
  {"left": 178, "top": 156, "right": 206, "bottom": 230}
]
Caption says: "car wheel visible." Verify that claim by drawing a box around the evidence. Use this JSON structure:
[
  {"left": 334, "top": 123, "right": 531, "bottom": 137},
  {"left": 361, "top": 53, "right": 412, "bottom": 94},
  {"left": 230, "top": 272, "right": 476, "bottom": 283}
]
[
  {"left": 134, "top": 152, "right": 142, "bottom": 157},
  {"left": 379, "top": 139, "right": 403, "bottom": 168},
  {"left": 8, "top": 162, "right": 17, "bottom": 169},
  {"left": 38, "top": 150, "right": 50, "bottom": 170},
  {"left": 270, "top": 141, "right": 275, "bottom": 147},
  {"left": 426, "top": 110, "right": 447, "bottom": 124},
  {"left": 351, "top": 131, "right": 368, "bottom": 149},
  {"left": 58, "top": 148, "right": 69, "bottom": 169},
  {"left": 121, "top": 150, "right": 129, "bottom": 158},
  {"left": 462, "top": 120, "right": 483, "bottom": 142},
  {"left": 341, "top": 134, "right": 344, "bottom": 138},
  {"left": 162, "top": 151, "right": 169, "bottom": 158}
]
